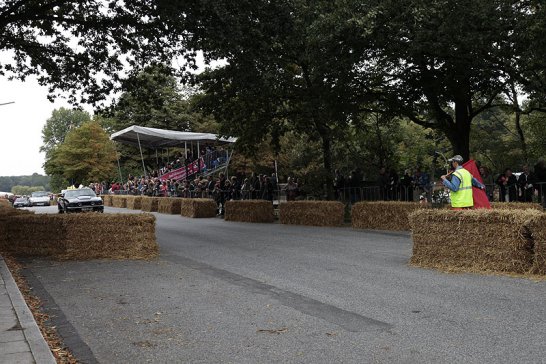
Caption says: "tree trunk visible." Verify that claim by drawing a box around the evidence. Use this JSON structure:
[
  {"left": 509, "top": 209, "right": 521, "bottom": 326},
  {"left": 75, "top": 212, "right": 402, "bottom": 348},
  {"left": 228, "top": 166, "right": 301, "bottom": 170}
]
[
  {"left": 445, "top": 97, "right": 472, "bottom": 161},
  {"left": 509, "top": 82, "right": 528, "bottom": 163},
  {"left": 321, "top": 133, "right": 334, "bottom": 200},
  {"left": 444, "top": 117, "right": 471, "bottom": 162}
]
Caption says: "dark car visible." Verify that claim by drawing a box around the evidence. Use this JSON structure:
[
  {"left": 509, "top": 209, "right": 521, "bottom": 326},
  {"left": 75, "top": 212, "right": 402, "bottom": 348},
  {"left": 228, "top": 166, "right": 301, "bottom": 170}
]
[
  {"left": 58, "top": 188, "right": 104, "bottom": 213},
  {"left": 13, "top": 197, "right": 31, "bottom": 208}
]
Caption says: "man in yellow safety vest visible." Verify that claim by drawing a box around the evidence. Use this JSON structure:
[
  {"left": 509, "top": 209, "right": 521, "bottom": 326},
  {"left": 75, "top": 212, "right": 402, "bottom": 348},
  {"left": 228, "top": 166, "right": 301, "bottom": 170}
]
[{"left": 441, "top": 155, "right": 485, "bottom": 209}]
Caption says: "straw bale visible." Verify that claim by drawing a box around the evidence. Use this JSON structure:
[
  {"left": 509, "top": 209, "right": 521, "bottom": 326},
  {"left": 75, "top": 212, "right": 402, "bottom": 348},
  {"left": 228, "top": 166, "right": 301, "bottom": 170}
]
[
  {"left": 125, "top": 196, "right": 143, "bottom": 210},
  {"left": 180, "top": 198, "right": 217, "bottom": 218},
  {"left": 225, "top": 200, "right": 274, "bottom": 223},
  {"left": 409, "top": 209, "right": 543, "bottom": 275},
  {"left": 0, "top": 199, "right": 11, "bottom": 208},
  {"left": 279, "top": 201, "right": 344, "bottom": 227},
  {"left": 352, "top": 201, "right": 426, "bottom": 231},
  {"left": 526, "top": 214, "right": 546, "bottom": 274},
  {"left": 1, "top": 213, "right": 158, "bottom": 260},
  {"left": 141, "top": 197, "right": 160, "bottom": 212},
  {"left": 102, "top": 195, "right": 112, "bottom": 206},
  {"left": 158, "top": 198, "right": 182, "bottom": 214},
  {"left": 111, "top": 195, "right": 127, "bottom": 208},
  {"left": 491, "top": 202, "right": 543, "bottom": 211}
]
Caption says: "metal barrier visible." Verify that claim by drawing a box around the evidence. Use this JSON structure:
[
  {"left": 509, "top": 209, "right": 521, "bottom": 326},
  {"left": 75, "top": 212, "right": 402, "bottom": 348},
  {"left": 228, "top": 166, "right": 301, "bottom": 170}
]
[{"left": 108, "top": 181, "right": 546, "bottom": 210}]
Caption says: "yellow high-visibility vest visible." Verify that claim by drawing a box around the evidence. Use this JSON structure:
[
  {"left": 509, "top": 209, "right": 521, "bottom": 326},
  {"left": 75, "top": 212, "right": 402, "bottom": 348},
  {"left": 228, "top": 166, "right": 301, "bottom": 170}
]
[{"left": 451, "top": 168, "right": 473, "bottom": 208}]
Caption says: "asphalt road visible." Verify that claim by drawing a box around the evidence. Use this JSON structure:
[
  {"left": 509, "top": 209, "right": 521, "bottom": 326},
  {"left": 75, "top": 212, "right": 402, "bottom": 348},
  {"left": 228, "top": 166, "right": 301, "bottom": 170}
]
[{"left": 20, "top": 205, "right": 546, "bottom": 363}]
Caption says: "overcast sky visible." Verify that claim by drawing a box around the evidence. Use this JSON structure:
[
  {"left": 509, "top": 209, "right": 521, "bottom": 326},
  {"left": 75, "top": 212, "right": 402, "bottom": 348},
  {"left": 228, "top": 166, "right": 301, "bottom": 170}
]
[{"left": 0, "top": 76, "right": 87, "bottom": 176}]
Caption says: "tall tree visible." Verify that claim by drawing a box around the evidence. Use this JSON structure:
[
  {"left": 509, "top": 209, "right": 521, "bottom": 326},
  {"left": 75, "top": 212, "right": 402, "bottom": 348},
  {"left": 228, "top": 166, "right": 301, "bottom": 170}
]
[
  {"left": 190, "top": 0, "right": 374, "bottom": 197},
  {"left": 44, "top": 121, "right": 117, "bottom": 185},
  {"left": 40, "top": 108, "right": 91, "bottom": 156},
  {"left": 363, "top": 0, "right": 526, "bottom": 160}
]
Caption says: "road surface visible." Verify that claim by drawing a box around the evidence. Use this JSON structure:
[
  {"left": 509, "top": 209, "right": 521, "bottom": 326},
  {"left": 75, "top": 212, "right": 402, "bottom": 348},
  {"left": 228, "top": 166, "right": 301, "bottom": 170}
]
[{"left": 20, "top": 205, "right": 546, "bottom": 363}]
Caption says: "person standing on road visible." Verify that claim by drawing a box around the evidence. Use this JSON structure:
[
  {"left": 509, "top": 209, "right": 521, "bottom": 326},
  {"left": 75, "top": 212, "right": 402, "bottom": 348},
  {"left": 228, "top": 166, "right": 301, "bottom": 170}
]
[{"left": 441, "top": 155, "right": 485, "bottom": 210}]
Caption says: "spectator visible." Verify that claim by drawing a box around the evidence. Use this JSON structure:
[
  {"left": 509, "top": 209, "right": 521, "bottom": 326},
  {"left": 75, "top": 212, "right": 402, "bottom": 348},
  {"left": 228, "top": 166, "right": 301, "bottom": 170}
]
[
  {"left": 333, "top": 169, "right": 345, "bottom": 200},
  {"left": 378, "top": 167, "right": 389, "bottom": 201},
  {"left": 286, "top": 177, "right": 298, "bottom": 201},
  {"left": 497, "top": 168, "right": 517, "bottom": 202},
  {"left": 479, "top": 166, "right": 495, "bottom": 201},
  {"left": 517, "top": 165, "right": 533, "bottom": 202},
  {"left": 400, "top": 169, "right": 413, "bottom": 201},
  {"left": 533, "top": 160, "right": 546, "bottom": 206}
]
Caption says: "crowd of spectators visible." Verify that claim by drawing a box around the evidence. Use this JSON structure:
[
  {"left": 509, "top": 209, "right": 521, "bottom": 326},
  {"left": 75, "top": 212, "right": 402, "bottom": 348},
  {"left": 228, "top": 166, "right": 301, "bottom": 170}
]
[{"left": 333, "top": 160, "right": 546, "bottom": 204}]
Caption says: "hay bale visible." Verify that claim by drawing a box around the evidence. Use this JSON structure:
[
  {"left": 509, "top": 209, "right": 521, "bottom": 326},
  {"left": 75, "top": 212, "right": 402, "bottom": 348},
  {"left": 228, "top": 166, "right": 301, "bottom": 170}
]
[
  {"left": 225, "top": 200, "right": 274, "bottom": 223},
  {"left": 141, "top": 197, "right": 160, "bottom": 212},
  {"left": 352, "top": 201, "right": 426, "bottom": 231},
  {"left": 1, "top": 213, "right": 158, "bottom": 260},
  {"left": 0, "top": 199, "right": 11, "bottom": 208},
  {"left": 158, "top": 198, "right": 182, "bottom": 214},
  {"left": 180, "top": 198, "right": 217, "bottom": 218},
  {"left": 111, "top": 195, "right": 127, "bottom": 208},
  {"left": 103, "top": 195, "right": 113, "bottom": 206},
  {"left": 126, "top": 196, "right": 143, "bottom": 210},
  {"left": 491, "top": 202, "right": 543, "bottom": 211},
  {"left": 526, "top": 214, "right": 546, "bottom": 275},
  {"left": 279, "top": 201, "right": 344, "bottom": 227},
  {"left": 409, "top": 209, "right": 543, "bottom": 275}
]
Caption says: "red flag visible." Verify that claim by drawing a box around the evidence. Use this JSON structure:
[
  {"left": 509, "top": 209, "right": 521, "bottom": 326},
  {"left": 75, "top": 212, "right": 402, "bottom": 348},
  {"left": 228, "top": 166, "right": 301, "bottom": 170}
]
[{"left": 462, "top": 160, "right": 491, "bottom": 209}]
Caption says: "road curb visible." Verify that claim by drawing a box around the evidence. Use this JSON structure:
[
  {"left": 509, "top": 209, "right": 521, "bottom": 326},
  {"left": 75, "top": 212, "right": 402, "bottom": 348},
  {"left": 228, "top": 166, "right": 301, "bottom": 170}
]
[{"left": 0, "top": 257, "right": 56, "bottom": 364}]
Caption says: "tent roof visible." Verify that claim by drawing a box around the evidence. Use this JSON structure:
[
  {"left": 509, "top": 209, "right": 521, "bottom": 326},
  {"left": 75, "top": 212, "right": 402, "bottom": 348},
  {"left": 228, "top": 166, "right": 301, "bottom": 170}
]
[{"left": 110, "top": 125, "right": 237, "bottom": 148}]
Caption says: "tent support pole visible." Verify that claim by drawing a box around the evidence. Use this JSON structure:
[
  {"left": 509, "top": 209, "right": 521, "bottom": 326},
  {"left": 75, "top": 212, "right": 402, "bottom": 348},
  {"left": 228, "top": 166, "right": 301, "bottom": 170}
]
[
  {"left": 117, "top": 153, "right": 123, "bottom": 185},
  {"left": 225, "top": 149, "right": 234, "bottom": 179},
  {"left": 155, "top": 149, "right": 158, "bottom": 168},
  {"left": 136, "top": 132, "right": 147, "bottom": 178},
  {"left": 185, "top": 142, "right": 187, "bottom": 159}
]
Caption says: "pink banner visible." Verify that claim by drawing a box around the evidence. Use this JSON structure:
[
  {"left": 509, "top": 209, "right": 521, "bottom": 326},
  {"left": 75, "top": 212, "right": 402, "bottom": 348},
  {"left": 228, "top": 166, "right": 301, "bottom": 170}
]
[{"left": 160, "top": 158, "right": 205, "bottom": 182}]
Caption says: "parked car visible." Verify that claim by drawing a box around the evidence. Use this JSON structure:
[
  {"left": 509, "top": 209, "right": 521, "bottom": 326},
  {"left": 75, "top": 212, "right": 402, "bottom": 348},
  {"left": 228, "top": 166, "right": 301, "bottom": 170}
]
[
  {"left": 58, "top": 188, "right": 104, "bottom": 213},
  {"left": 13, "top": 197, "right": 31, "bottom": 208},
  {"left": 29, "top": 191, "right": 50, "bottom": 206}
]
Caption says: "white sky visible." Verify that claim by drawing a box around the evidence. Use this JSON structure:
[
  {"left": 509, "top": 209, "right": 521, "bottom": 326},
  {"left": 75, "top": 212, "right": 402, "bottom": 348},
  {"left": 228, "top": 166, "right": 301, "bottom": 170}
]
[
  {"left": 0, "top": 52, "right": 219, "bottom": 177},
  {"left": 0, "top": 77, "right": 86, "bottom": 176}
]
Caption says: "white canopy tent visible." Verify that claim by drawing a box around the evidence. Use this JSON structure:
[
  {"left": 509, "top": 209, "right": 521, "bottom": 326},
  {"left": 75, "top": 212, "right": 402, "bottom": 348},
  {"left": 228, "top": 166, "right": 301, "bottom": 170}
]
[
  {"left": 110, "top": 125, "right": 237, "bottom": 179},
  {"left": 110, "top": 125, "right": 237, "bottom": 148}
]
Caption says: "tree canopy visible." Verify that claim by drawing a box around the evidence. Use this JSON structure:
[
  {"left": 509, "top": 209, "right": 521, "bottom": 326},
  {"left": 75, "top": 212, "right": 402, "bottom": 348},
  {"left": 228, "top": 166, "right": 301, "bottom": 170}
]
[
  {"left": 44, "top": 121, "right": 117, "bottom": 187},
  {"left": 0, "top": 0, "right": 188, "bottom": 103}
]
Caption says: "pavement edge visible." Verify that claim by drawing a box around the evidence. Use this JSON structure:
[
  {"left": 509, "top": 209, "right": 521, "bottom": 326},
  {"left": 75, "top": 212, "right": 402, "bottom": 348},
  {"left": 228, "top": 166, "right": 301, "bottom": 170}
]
[{"left": 0, "top": 256, "right": 56, "bottom": 364}]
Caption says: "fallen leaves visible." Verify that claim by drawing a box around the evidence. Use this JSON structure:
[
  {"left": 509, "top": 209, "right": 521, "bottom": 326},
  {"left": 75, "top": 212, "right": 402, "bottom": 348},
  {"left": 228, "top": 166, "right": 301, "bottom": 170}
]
[
  {"left": 257, "top": 327, "right": 288, "bottom": 335},
  {"left": 4, "top": 255, "right": 78, "bottom": 364}
]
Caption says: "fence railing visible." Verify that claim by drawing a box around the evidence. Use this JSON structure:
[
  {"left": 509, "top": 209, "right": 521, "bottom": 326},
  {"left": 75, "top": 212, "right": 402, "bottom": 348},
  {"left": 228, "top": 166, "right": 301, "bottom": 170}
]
[{"left": 109, "top": 181, "right": 546, "bottom": 209}]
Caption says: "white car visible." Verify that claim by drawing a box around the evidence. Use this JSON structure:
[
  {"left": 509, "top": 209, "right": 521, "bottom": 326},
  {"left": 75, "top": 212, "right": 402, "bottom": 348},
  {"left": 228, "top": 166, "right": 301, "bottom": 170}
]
[{"left": 29, "top": 191, "right": 50, "bottom": 206}]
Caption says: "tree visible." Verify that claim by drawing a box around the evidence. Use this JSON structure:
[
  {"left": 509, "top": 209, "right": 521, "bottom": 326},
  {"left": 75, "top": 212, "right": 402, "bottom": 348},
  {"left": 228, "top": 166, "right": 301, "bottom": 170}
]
[
  {"left": 192, "top": 0, "right": 374, "bottom": 197},
  {"left": 100, "top": 65, "right": 218, "bottom": 177},
  {"left": 361, "top": 0, "right": 526, "bottom": 160},
  {"left": 44, "top": 122, "right": 117, "bottom": 185},
  {"left": 11, "top": 185, "right": 45, "bottom": 196},
  {"left": 40, "top": 108, "right": 91, "bottom": 156},
  {"left": 0, "top": 1, "right": 188, "bottom": 103}
]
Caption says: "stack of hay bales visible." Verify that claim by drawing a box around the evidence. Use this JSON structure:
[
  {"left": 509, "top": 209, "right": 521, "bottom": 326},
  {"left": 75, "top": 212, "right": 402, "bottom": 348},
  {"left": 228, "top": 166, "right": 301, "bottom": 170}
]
[
  {"left": 158, "top": 198, "right": 182, "bottom": 214},
  {"left": 180, "top": 198, "right": 217, "bottom": 218},
  {"left": 280, "top": 201, "right": 344, "bottom": 227},
  {"left": 0, "top": 207, "right": 33, "bottom": 253},
  {"left": 60, "top": 213, "right": 157, "bottom": 260},
  {"left": 224, "top": 200, "right": 274, "bottom": 223},
  {"left": 491, "top": 202, "right": 543, "bottom": 211},
  {"left": 141, "top": 197, "right": 160, "bottom": 212},
  {"left": 409, "top": 209, "right": 543, "bottom": 274},
  {"left": 526, "top": 214, "right": 546, "bottom": 274},
  {"left": 111, "top": 195, "right": 127, "bottom": 208},
  {"left": 102, "top": 195, "right": 113, "bottom": 206},
  {"left": 1, "top": 213, "right": 158, "bottom": 260},
  {"left": 0, "top": 199, "right": 11, "bottom": 208},
  {"left": 126, "top": 196, "right": 143, "bottom": 210},
  {"left": 352, "top": 201, "right": 425, "bottom": 231}
]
